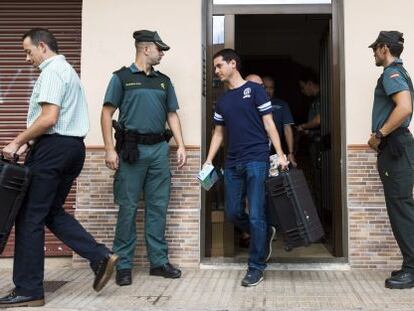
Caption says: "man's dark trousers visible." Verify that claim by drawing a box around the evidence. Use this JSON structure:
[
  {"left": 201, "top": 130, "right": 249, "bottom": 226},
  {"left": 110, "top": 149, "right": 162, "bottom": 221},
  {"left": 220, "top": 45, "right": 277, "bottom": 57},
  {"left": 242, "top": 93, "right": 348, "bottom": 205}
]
[
  {"left": 377, "top": 131, "right": 414, "bottom": 273},
  {"left": 13, "top": 135, "right": 109, "bottom": 297}
]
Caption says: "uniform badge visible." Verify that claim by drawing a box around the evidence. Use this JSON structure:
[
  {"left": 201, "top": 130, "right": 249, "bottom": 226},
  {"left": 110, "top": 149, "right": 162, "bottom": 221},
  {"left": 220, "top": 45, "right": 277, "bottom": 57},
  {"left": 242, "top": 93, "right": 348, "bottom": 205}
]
[
  {"left": 160, "top": 82, "right": 165, "bottom": 89},
  {"left": 243, "top": 87, "right": 251, "bottom": 99},
  {"left": 390, "top": 73, "right": 400, "bottom": 79}
]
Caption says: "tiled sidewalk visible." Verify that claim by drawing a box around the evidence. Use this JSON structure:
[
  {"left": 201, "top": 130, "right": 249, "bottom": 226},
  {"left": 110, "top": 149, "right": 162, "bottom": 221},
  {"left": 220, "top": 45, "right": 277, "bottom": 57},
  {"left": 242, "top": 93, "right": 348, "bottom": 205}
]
[{"left": 0, "top": 267, "right": 413, "bottom": 311}]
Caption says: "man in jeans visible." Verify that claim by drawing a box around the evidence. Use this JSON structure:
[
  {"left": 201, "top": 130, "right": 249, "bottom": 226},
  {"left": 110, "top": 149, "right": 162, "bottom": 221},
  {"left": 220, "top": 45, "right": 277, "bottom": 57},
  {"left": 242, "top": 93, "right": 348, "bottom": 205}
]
[{"left": 204, "top": 49, "right": 288, "bottom": 287}]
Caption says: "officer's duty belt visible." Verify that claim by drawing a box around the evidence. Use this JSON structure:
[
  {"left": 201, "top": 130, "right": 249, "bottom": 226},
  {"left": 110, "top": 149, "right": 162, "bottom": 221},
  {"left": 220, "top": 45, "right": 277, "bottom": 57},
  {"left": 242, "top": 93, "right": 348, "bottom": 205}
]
[{"left": 139, "top": 132, "right": 167, "bottom": 145}]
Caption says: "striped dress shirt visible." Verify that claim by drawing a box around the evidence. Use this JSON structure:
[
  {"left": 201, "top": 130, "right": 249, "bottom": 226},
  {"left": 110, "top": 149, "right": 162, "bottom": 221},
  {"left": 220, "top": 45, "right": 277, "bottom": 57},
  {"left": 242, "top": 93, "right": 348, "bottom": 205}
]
[{"left": 27, "top": 55, "right": 89, "bottom": 137}]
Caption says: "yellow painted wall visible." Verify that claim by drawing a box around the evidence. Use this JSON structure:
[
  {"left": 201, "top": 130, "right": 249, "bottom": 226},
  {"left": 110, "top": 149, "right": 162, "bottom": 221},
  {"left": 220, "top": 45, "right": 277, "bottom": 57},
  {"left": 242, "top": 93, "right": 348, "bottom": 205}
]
[
  {"left": 344, "top": 0, "right": 414, "bottom": 144},
  {"left": 81, "top": 0, "right": 202, "bottom": 146}
]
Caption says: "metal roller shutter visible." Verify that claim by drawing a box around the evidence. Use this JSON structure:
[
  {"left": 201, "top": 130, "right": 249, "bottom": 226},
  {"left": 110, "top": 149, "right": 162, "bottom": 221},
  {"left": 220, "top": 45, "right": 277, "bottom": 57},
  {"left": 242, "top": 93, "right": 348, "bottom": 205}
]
[{"left": 0, "top": 0, "right": 82, "bottom": 257}]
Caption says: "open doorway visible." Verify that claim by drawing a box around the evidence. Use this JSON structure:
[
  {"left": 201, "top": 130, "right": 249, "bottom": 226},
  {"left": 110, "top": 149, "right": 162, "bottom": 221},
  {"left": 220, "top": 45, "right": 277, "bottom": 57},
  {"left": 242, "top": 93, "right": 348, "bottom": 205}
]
[
  {"left": 204, "top": 3, "right": 345, "bottom": 263},
  {"left": 237, "top": 13, "right": 333, "bottom": 261}
]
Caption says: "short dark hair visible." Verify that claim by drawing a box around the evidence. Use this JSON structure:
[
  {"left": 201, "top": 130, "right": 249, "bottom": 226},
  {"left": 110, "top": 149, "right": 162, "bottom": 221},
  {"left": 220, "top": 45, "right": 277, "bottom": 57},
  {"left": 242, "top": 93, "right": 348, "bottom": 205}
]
[
  {"left": 213, "top": 48, "right": 241, "bottom": 71},
  {"left": 299, "top": 67, "right": 319, "bottom": 84},
  {"left": 22, "top": 28, "right": 59, "bottom": 53},
  {"left": 377, "top": 43, "right": 404, "bottom": 58}
]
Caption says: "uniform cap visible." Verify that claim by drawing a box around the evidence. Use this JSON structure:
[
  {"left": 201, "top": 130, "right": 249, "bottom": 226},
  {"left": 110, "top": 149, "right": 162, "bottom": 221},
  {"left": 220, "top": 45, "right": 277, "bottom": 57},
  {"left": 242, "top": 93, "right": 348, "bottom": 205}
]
[
  {"left": 133, "top": 30, "right": 170, "bottom": 51},
  {"left": 369, "top": 31, "right": 404, "bottom": 48}
]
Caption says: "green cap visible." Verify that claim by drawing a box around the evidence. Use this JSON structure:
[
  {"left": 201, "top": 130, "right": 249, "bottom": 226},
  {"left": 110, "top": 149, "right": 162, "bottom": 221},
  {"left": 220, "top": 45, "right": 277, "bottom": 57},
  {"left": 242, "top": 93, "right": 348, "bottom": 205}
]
[{"left": 133, "top": 30, "right": 170, "bottom": 51}]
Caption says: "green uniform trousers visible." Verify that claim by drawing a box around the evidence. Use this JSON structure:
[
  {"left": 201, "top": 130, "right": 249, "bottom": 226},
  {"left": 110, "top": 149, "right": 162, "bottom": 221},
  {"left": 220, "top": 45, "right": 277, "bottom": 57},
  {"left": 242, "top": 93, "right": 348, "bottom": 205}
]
[
  {"left": 113, "top": 141, "right": 171, "bottom": 269},
  {"left": 377, "top": 131, "right": 414, "bottom": 273}
]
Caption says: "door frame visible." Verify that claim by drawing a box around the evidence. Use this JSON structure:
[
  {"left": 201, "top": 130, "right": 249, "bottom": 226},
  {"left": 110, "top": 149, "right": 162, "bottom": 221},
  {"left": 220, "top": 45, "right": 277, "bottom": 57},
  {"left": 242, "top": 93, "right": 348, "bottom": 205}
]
[{"left": 202, "top": 0, "right": 347, "bottom": 259}]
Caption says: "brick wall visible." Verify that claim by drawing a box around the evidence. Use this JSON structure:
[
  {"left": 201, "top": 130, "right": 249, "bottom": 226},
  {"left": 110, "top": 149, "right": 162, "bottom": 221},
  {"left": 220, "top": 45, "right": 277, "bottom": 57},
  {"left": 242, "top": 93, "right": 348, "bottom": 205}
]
[
  {"left": 348, "top": 145, "right": 401, "bottom": 270},
  {"left": 73, "top": 146, "right": 201, "bottom": 268},
  {"left": 72, "top": 145, "right": 403, "bottom": 270}
]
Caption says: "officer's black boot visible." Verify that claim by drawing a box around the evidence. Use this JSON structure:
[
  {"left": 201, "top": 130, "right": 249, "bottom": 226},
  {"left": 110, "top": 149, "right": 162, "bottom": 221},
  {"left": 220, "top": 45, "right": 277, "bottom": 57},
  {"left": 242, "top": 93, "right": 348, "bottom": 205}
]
[
  {"left": 385, "top": 271, "right": 414, "bottom": 289},
  {"left": 116, "top": 269, "right": 132, "bottom": 286}
]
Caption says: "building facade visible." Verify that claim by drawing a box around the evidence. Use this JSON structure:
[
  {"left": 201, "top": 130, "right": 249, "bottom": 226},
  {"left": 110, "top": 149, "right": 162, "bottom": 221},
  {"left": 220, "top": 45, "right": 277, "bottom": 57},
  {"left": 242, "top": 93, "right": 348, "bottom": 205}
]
[{"left": 1, "top": 0, "right": 414, "bottom": 270}]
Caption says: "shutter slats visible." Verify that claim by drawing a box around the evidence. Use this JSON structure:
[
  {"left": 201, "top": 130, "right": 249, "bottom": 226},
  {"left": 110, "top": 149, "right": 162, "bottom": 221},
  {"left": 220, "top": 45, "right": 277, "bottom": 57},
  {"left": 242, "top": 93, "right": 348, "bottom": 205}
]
[{"left": 0, "top": 0, "right": 82, "bottom": 258}]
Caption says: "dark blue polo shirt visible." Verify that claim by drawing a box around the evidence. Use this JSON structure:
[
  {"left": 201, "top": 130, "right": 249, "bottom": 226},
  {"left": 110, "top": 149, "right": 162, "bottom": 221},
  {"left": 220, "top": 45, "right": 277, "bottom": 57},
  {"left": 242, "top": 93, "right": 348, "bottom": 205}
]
[
  {"left": 213, "top": 81, "right": 272, "bottom": 168},
  {"left": 372, "top": 59, "right": 412, "bottom": 132},
  {"left": 271, "top": 98, "right": 294, "bottom": 135}
]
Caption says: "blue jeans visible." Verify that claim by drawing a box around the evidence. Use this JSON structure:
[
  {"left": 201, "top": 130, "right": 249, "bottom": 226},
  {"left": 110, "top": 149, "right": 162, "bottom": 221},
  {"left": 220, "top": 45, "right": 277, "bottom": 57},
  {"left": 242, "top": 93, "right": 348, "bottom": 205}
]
[{"left": 224, "top": 161, "right": 269, "bottom": 271}]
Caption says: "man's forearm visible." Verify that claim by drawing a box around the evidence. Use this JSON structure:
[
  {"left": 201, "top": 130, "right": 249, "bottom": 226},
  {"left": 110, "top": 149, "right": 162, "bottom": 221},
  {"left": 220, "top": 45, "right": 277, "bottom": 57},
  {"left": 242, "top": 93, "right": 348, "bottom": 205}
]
[
  {"left": 167, "top": 112, "right": 185, "bottom": 148},
  {"left": 101, "top": 110, "right": 115, "bottom": 151},
  {"left": 263, "top": 115, "right": 284, "bottom": 156},
  {"left": 206, "top": 132, "right": 223, "bottom": 163},
  {"left": 302, "top": 114, "right": 320, "bottom": 130},
  {"left": 284, "top": 125, "right": 294, "bottom": 154},
  {"left": 13, "top": 115, "right": 55, "bottom": 146}
]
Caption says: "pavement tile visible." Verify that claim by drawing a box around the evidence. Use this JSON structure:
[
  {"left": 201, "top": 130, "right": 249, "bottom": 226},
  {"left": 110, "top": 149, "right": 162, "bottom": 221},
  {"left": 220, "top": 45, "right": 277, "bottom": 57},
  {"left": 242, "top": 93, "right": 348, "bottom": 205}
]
[{"left": 0, "top": 268, "right": 414, "bottom": 310}]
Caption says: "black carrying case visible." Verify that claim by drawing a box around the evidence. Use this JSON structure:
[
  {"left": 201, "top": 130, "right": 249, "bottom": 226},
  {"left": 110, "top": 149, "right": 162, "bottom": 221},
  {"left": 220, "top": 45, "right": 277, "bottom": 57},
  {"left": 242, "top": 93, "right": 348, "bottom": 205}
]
[
  {"left": 0, "top": 157, "right": 31, "bottom": 254},
  {"left": 266, "top": 168, "right": 324, "bottom": 251}
]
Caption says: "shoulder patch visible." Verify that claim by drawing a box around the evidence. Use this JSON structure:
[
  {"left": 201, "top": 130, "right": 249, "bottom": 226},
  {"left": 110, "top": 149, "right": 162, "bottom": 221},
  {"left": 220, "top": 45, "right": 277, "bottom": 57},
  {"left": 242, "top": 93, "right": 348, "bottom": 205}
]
[{"left": 390, "top": 73, "right": 400, "bottom": 79}]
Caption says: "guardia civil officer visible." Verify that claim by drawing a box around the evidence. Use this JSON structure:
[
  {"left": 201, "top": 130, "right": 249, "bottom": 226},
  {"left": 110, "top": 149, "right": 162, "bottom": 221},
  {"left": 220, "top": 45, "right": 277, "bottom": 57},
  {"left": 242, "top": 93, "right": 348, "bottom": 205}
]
[
  {"left": 101, "top": 30, "right": 186, "bottom": 286},
  {"left": 367, "top": 31, "right": 414, "bottom": 289}
]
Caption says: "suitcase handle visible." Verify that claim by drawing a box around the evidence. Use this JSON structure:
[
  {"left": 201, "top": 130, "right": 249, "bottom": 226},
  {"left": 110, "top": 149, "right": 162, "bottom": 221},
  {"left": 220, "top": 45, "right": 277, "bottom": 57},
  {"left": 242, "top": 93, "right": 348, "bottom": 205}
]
[{"left": 1, "top": 152, "right": 19, "bottom": 164}]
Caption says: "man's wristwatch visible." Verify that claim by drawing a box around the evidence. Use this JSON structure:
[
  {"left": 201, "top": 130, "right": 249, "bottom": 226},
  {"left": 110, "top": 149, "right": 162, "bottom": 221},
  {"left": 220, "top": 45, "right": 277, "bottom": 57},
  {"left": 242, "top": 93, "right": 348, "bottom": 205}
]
[{"left": 375, "top": 130, "right": 384, "bottom": 139}]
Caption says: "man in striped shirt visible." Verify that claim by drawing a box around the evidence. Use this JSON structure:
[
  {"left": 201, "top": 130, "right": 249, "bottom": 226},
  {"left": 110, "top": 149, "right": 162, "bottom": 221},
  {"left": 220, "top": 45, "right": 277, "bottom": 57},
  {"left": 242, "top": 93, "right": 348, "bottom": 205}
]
[
  {"left": 204, "top": 49, "right": 288, "bottom": 287},
  {"left": 0, "top": 28, "right": 118, "bottom": 308}
]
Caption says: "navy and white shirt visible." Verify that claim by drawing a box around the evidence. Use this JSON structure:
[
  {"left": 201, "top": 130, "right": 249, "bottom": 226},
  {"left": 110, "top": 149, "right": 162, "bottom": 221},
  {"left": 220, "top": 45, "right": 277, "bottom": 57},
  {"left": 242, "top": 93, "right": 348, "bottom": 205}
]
[{"left": 213, "top": 81, "right": 272, "bottom": 168}]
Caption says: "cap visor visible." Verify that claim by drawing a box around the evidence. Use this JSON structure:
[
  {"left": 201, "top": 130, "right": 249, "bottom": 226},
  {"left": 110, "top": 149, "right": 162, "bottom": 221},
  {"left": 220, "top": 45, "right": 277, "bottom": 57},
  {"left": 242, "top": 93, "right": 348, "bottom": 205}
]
[
  {"left": 155, "top": 41, "right": 170, "bottom": 51},
  {"left": 368, "top": 41, "right": 377, "bottom": 48}
]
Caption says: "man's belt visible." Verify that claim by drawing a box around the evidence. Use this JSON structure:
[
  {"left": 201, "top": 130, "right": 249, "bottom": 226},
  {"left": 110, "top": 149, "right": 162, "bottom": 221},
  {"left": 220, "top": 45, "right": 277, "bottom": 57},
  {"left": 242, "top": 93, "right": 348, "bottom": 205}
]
[
  {"left": 112, "top": 120, "right": 173, "bottom": 164},
  {"left": 133, "top": 132, "right": 169, "bottom": 145}
]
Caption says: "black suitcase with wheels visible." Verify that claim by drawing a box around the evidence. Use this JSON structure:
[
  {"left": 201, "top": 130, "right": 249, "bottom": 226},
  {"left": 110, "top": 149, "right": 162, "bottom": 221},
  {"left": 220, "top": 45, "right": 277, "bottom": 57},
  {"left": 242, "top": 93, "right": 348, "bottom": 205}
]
[
  {"left": 0, "top": 157, "right": 31, "bottom": 254},
  {"left": 266, "top": 168, "right": 324, "bottom": 251}
]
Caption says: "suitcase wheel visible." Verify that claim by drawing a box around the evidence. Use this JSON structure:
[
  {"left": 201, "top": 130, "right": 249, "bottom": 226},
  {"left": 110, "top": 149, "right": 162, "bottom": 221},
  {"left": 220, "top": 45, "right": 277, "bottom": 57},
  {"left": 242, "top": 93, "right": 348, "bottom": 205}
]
[{"left": 284, "top": 245, "right": 293, "bottom": 252}]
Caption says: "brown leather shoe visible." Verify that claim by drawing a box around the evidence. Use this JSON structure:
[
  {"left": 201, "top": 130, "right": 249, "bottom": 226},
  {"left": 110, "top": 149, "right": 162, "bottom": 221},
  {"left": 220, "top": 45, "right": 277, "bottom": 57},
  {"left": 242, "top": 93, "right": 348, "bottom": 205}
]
[
  {"left": 0, "top": 289, "right": 44, "bottom": 308},
  {"left": 93, "top": 253, "right": 119, "bottom": 292}
]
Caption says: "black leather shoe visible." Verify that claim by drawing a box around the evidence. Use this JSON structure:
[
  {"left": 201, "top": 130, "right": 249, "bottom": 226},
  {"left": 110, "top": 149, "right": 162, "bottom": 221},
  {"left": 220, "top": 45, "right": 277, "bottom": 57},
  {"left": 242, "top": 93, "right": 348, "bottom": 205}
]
[
  {"left": 0, "top": 289, "right": 44, "bottom": 308},
  {"left": 93, "top": 252, "right": 119, "bottom": 292},
  {"left": 150, "top": 263, "right": 181, "bottom": 278},
  {"left": 385, "top": 271, "right": 414, "bottom": 289},
  {"left": 391, "top": 269, "right": 403, "bottom": 277},
  {"left": 116, "top": 269, "right": 132, "bottom": 286}
]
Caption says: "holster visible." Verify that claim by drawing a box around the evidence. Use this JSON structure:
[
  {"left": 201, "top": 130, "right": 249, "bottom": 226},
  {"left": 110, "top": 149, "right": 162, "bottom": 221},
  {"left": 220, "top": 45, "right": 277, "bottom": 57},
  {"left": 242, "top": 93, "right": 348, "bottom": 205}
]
[
  {"left": 122, "top": 132, "right": 139, "bottom": 164},
  {"left": 164, "top": 129, "right": 173, "bottom": 143},
  {"left": 112, "top": 120, "right": 139, "bottom": 164},
  {"left": 112, "top": 120, "right": 124, "bottom": 155}
]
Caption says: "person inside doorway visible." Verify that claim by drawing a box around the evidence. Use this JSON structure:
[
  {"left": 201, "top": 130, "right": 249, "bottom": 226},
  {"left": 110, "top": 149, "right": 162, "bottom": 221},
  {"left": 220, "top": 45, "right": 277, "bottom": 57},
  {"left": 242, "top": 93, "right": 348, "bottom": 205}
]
[
  {"left": 263, "top": 76, "right": 297, "bottom": 167},
  {"left": 204, "top": 49, "right": 288, "bottom": 287},
  {"left": 296, "top": 67, "right": 322, "bottom": 212}
]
